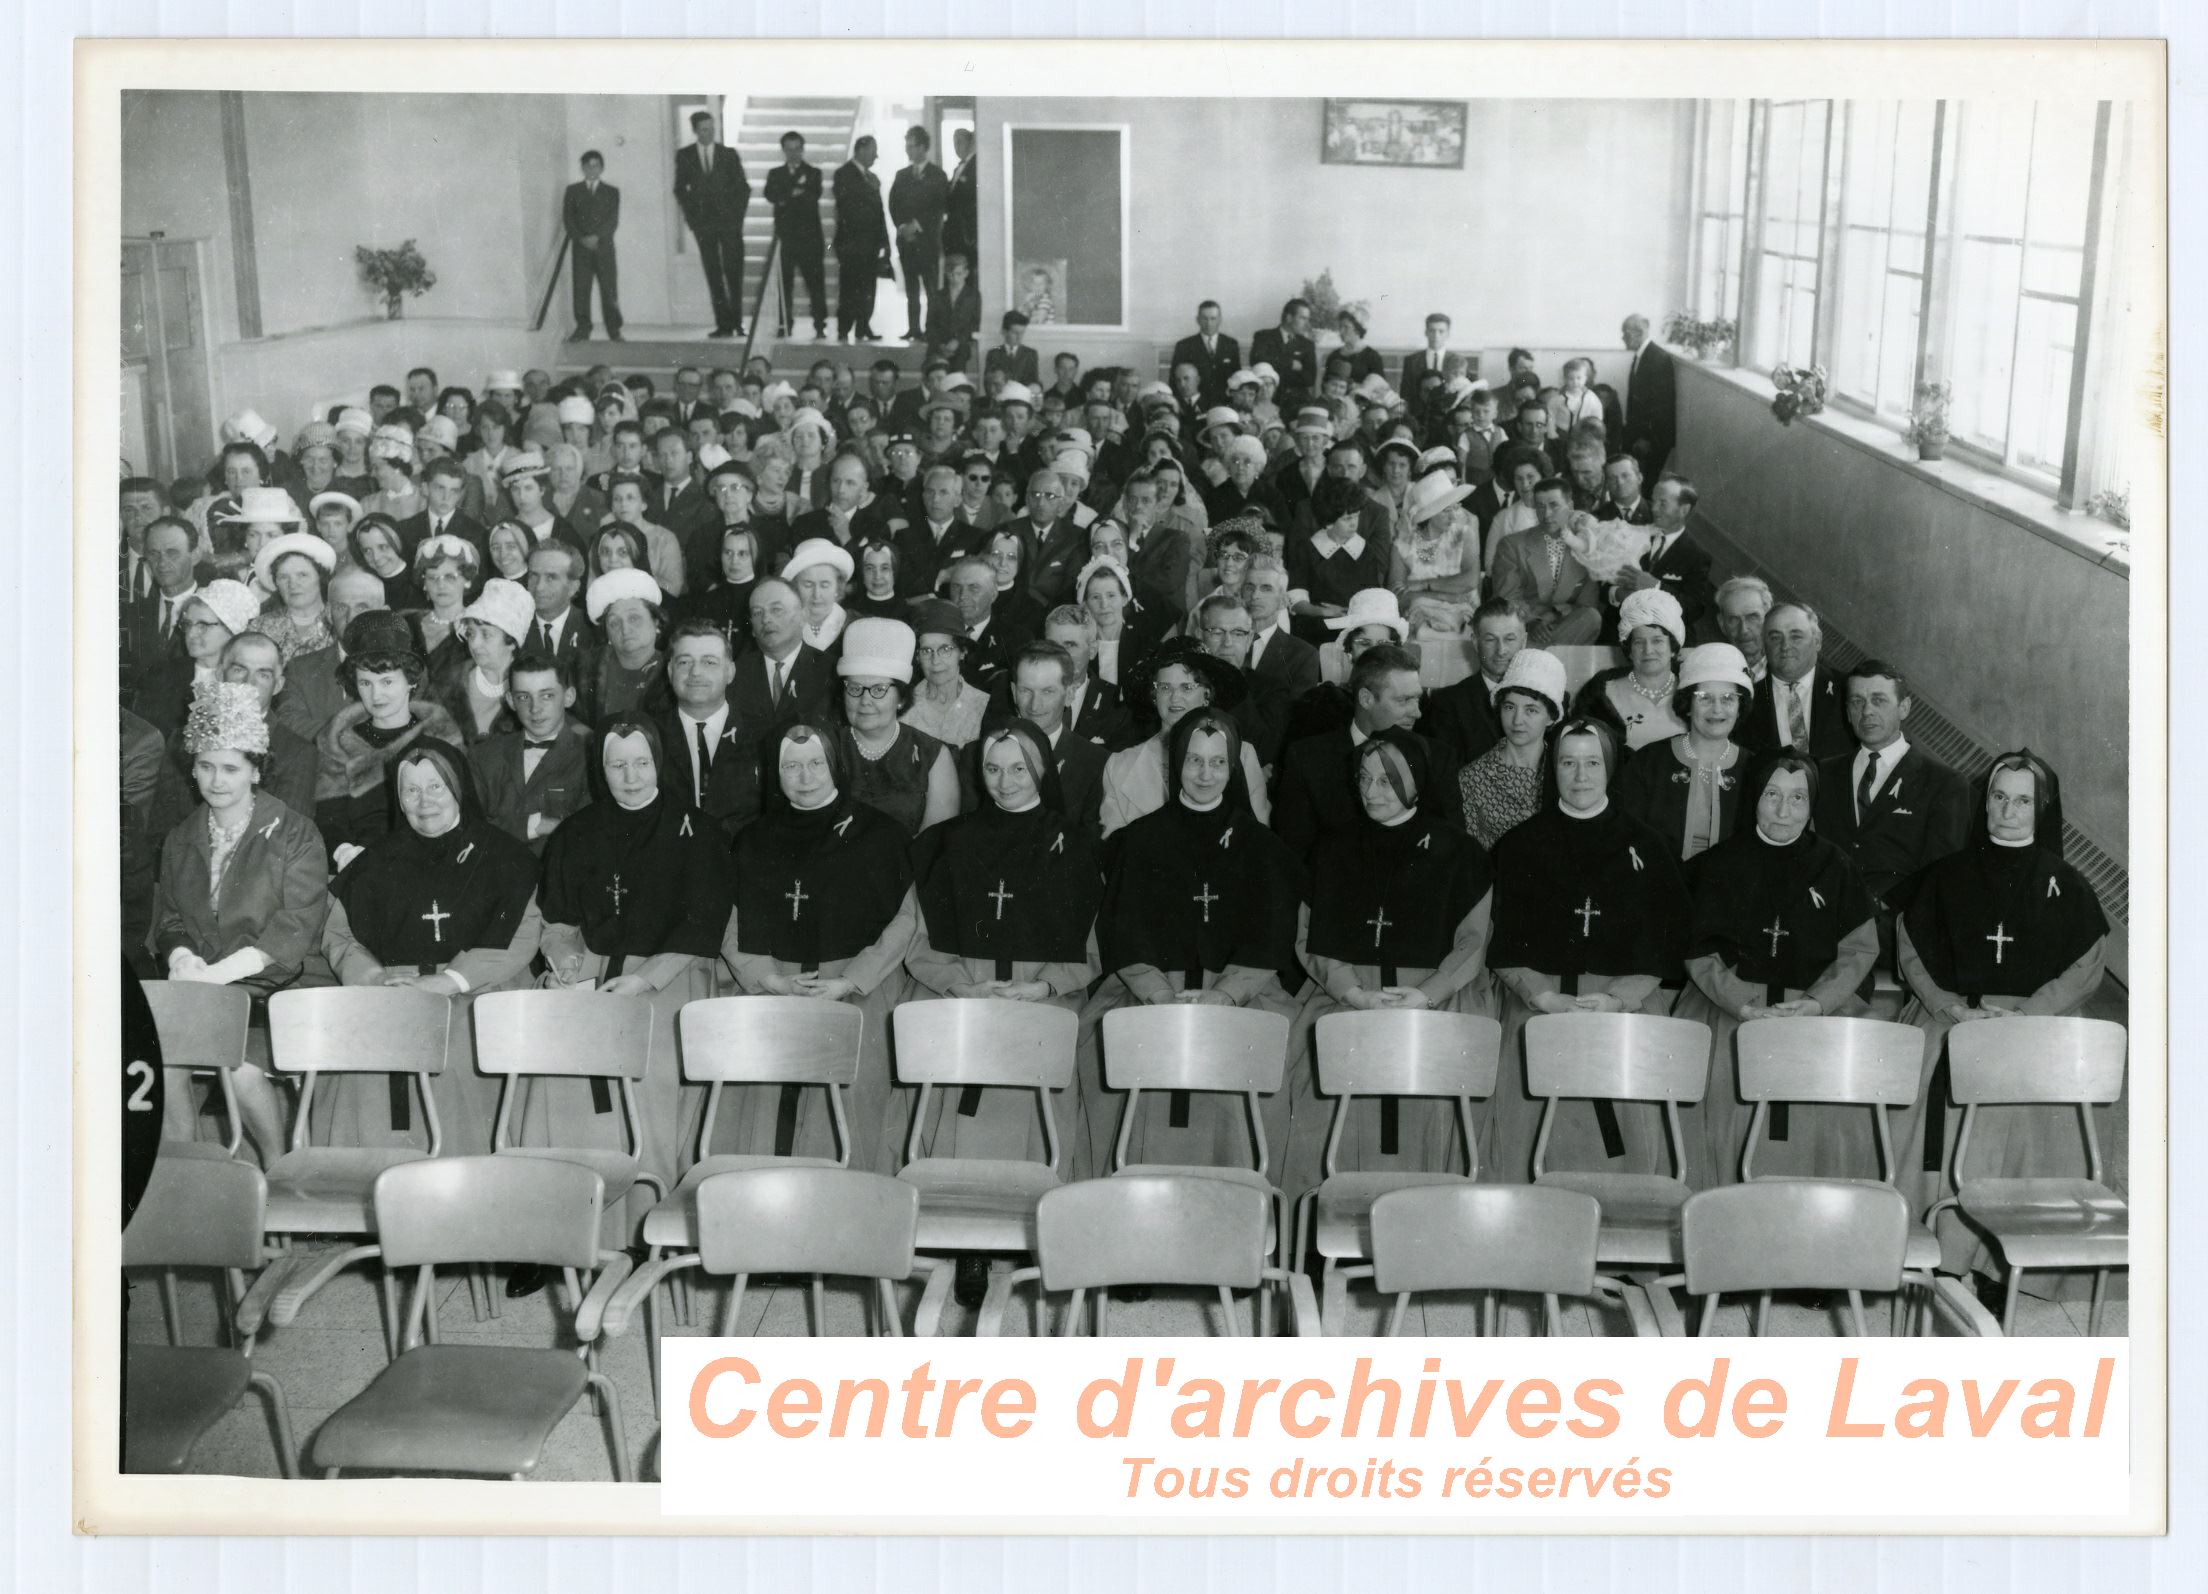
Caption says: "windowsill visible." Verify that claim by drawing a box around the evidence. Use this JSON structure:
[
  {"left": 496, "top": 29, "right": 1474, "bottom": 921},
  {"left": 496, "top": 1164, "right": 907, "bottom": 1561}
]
[{"left": 1682, "top": 358, "right": 2132, "bottom": 579}]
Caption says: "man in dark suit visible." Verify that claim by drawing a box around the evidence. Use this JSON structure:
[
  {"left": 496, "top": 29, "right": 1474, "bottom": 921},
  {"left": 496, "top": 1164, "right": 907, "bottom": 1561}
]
[
  {"left": 401, "top": 459, "right": 488, "bottom": 562},
  {"left": 942, "top": 127, "right": 978, "bottom": 269},
  {"left": 522, "top": 542, "right": 596, "bottom": 684},
  {"left": 122, "top": 515, "right": 199, "bottom": 680},
  {"left": 1008, "top": 469, "right": 1089, "bottom": 611},
  {"left": 1740, "top": 602, "right": 1858, "bottom": 760},
  {"left": 1030, "top": 609, "right": 1128, "bottom": 747},
  {"left": 1242, "top": 558, "right": 1324, "bottom": 698},
  {"left": 1621, "top": 314, "right": 1678, "bottom": 478},
  {"left": 1812, "top": 658, "right": 1973, "bottom": 964},
  {"left": 1169, "top": 301, "right": 1243, "bottom": 409},
  {"left": 1399, "top": 312, "right": 1458, "bottom": 396},
  {"left": 888, "top": 125, "right": 950, "bottom": 342},
  {"left": 1274, "top": 644, "right": 1462, "bottom": 860},
  {"left": 999, "top": 640, "right": 1107, "bottom": 839},
  {"left": 1604, "top": 473, "right": 1716, "bottom": 637},
  {"left": 1423, "top": 597, "right": 1528, "bottom": 766},
  {"left": 937, "top": 560, "right": 1024, "bottom": 692},
  {"left": 730, "top": 577, "right": 836, "bottom": 735},
  {"left": 982, "top": 312, "right": 1041, "bottom": 390},
  {"left": 1595, "top": 454, "right": 1657, "bottom": 526},
  {"left": 471, "top": 653, "right": 595, "bottom": 853},
  {"left": 659, "top": 621, "right": 766, "bottom": 841},
  {"left": 673, "top": 109, "right": 752, "bottom": 339},
  {"left": 764, "top": 131, "right": 828, "bottom": 340},
  {"left": 563, "top": 150, "right": 623, "bottom": 342},
  {"left": 892, "top": 464, "right": 975, "bottom": 597},
  {"left": 1191, "top": 593, "right": 1292, "bottom": 772},
  {"left": 832, "top": 135, "right": 889, "bottom": 342},
  {"left": 1248, "top": 298, "right": 1320, "bottom": 411},
  {"left": 649, "top": 429, "right": 721, "bottom": 578}
]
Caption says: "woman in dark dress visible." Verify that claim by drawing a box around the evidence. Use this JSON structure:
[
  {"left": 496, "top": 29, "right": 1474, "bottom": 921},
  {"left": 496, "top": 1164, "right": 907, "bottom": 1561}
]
[
  {"left": 724, "top": 723, "right": 919, "bottom": 1172},
  {"left": 1678, "top": 752, "right": 1879, "bottom": 1189},
  {"left": 1618, "top": 641, "right": 1754, "bottom": 862},
  {"left": 1485, "top": 717, "right": 1690, "bottom": 1185},
  {"left": 831, "top": 616, "right": 960, "bottom": 836},
  {"left": 313, "top": 610, "right": 466, "bottom": 857}
]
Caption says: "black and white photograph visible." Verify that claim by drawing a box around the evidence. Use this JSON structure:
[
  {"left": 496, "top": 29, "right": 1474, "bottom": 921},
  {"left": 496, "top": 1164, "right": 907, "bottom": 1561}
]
[{"left": 67, "top": 35, "right": 2167, "bottom": 1540}]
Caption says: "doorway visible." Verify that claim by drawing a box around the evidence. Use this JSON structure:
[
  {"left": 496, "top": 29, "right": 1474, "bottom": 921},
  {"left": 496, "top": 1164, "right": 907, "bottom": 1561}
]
[{"left": 122, "top": 236, "right": 215, "bottom": 484}]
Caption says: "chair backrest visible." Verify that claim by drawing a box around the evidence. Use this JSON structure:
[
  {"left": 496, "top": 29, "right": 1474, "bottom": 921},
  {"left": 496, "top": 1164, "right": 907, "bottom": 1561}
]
[
  {"left": 1368, "top": 1184, "right": 1600, "bottom": 1299},
  {"left": 1735, "top": 1016, "right": 1926, "bottom": 1182},
  {"left": 372, "top": 1155, "right": 606, "bottom": 1269},
  {"left": 892, "top": 999, "right": 1076, "bottom": 1089},
  {"left": 1315, "top": 1009, "right": 1502, "bottom": 1099},
  {"left": 1101, "top": 1005, "right": 1289, "bottom": 1094},
  {"left": 677, "top": 995, "right": 863, "bottom": 1086},
  {"left": 1525, "top": 1012, "right": 1711, "bottom": 1103},
  {"left": 266, "top": 986, "right": 452, "bottom": 1076},
  {"left": 1947, "top": 1017, "right": 2127, "bottom": 1105},
  {"left": 472, "top": 989, "right": 655, "bottom": 1080},
  {"left": 122, "top": 1154, "right": 267, "bottom": 1270},
  {"left": 1036, "top": 1175, "right": 1268, "bottom": 1293},
  {"left": 694, "top": 1167, "right": 918, "bottom": 1281},
  {"left": 142, "top": 981, "right": 252, "bottom": 1073},
  {"left": 1682, "top": 1180, "right": 1908, "bottom": 1298}
]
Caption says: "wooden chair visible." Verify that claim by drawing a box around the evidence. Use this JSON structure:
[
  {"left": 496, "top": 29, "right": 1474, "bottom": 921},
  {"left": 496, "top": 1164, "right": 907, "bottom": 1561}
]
[
  {"left": 143, "top": 980, "right": 251, "bottom": 1161},
  {"left": 474, "top": 988, "right": 667, "bottom": 1222},
  {"left": 605, "top": 1167, "right": 920, "bottom": 1400},
  {"left": 978, "top": 1174, "right": 1322, "bottom": 1337},
  {"left": 122, "top": 1155, "right": 299, "bottom": 1477},
  {"left": 307, "top": 1156, "right": 635, "bottom": 1480},
  {"left": 1291, "top": 1009, "right": 1500, "bottom": 1334},
  {"left": 1928, "top": 1017, "right": 2129, "bottom": 1335},
  {"left": 1368, "top": 1184, "right": 1616, "bottom": 1336},
  {"left": 1526, "top": 1011, "right": 1710, "bottom": 1334},
  {"left": 1682, "top": 1180, "right": 1909, "bottom": 1335},
  {"left": 893, "top": 998, "right": 1078, "bottom": 1336},
  {"left": 253, "top": 987, "right": 453, "bottom": 1353}
]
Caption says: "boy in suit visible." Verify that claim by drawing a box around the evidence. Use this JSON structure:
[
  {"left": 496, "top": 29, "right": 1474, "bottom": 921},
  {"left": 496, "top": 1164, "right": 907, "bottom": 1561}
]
[
  {"left": 673, "top": 110, "right": 752, "bottom": 339},
  {"left": 562, "top": 150, "right": 623, "bottom": 342},
  {"left": 472, "top": 653, "right": 594, "bottom": 853}
]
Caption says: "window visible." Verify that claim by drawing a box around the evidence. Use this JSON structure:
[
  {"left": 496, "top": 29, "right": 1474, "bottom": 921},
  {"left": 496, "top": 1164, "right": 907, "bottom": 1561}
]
[
  {"left": 1692, "top": 100, "right": 1752, "bottom": 326},
  {"left": 1832, "top": 100, "right": 1936, "bottom": 418},
  {"left": 1749, "top": 101, "right": 1831, "bottom": 372}
]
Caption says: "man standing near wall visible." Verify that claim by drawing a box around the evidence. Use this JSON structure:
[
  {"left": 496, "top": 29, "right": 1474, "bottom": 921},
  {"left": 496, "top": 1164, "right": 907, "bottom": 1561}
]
[
  {"left": 889, "top": 126, "right": 950, "bottom": 344},
  {"left": 563, "top": 150, "right": 623, "bottom": 343},
  {"left": 943, "top": 127, "right": 979, "bottom": 271},
  {"left": 765, "top": 131, "right": 828, "bottom": 342},
  {"left": 674, "top": 109, "right": 753, "bottom": 340},
  {"left": 833, "top": 135, "right": 890, "bottom": 343},
  {"left": 1621, "top": 313, "right": 1677, "bottom": 476}
]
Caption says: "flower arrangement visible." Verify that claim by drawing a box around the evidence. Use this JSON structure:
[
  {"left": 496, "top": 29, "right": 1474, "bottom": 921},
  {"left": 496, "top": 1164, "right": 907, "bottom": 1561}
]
[
  {"left": 1905, "top": 380, "right": 1952, "bottom": 460},
  {"left": 1662, "top": 312, "right": 1737, "bottom": 360},
  {"left": 355, "top": 239, "right": 437, "bottom": 320},
  {"left": 2085, "top": 487, "right": 2130, "bottom": 532},
  {"left": 1769, "top": 362, "right": 1828, "bottom": 426},
  {"left": 1298, "top": 269, "right": 1371, "bottom": 338}
]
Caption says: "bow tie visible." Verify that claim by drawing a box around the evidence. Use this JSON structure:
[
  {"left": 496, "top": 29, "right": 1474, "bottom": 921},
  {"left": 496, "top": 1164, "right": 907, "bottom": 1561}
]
[{"left": 523, "top": 738, "right": 560, "bottom": 751}]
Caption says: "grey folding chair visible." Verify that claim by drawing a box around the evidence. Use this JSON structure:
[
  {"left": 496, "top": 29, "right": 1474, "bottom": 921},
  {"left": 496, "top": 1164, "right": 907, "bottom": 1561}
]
[
  {"left": 143, "top": 979, "right": 252, "bottom": 1161},
  {"left": 1682, "top": 1179, "right": 1909, "bottom": 1336},
  {"left": 1368, "top": 1183, "right": 1615, "bottom": 1337},
  {"left": 475, "top": 988, "right": 667, "bottom": 1221}
]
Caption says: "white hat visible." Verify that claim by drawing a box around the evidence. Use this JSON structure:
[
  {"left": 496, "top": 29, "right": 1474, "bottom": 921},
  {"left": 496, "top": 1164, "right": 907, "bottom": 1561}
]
[
  {"left": 997, "top": 381, "right": 1037, "bottom": 409},
  {"left": 1292, "top": 405, "right": 1335, "bottom": 437},
  {"left": 486, "top": 369, "right": 523, "bottom": 393},
  {"left": 782, "top": 537, "right": 855, "bottom": 582},
  {"left": 499, "top": 449, "right": 549, "bottom": 485},
  {"left": 1324, "top": 588, "right": 1410, "bottom": 639},
  {"left": 1406, "top": 471, "right": 1474, "bottom": 524},
  {"left": 1354, "top": 374, "right": 1395, "bottom": 405},
  {"left": 252, "top": 530, "right": 337, "bottom": 590},
  {"left": 334, "top": 406, "right": 375, "bottom": 440},
  {"left": 835, "top": 617, "right": 916, "bottom": 683},
  {"left": 1227, "top": 368, "right": 1262, "bottom": 390},
  {"left": 1417, "top": 445, "right": 1458, "bottom": 474},
  {"left": 727, "top": 397, "right": 762, "bottom": 421},
  {"left": 787, "top": 406, "right": 836, "bottom": 441},
  {"left": 1222, "top": 435, "right": 1268, "bottom": 471},
  {"left": 416, "top": 416, "right": 462, "bottom": 452},
  {"left": 1073, "top": 554, "right": 1132, "bottom": 601},
  {"left": 308, "top": 491, "right": 362, "bottom": 523},
  {"left": 1053, "top": 427, "right": 1096, "bottom": 456},
  {"left": 556, "top": 395, "right": 596, "bottom": 427},
  {"left": 191, "top": 578, "right": 261, "bottom": 638},
  {"left": 222, "top": 408, "right": 278, "bottom": 451},
  {"left": 1618, "top": 587, "right": 1687, "bottom": 648},
  {"left": 369, "top": 423, "right": 416, "bottom": 462},
  {"left": 762, "top": 380, "right": 797, "bottom": 407},
  {"left": 1497, "top": 648, "right": 1567, "bottom": 717},
  {"left": 1249, "top": 361, "right": 1280, "bottom": 386},
  {"left": 585, "top": 568, "right": 664, "bottom": 623},
  {"left": 1201, "top": 405, "right": 1244, "bottom": 437},
  {"left": 1051, "top": 449, "right": 1094, "bottom": 485},
  {"left": 461, "top": 577, "right": 535, "bottom": 646},
  {"left": 414, "top": 533, "right": 479, "bottom": 571},
  {"left": 696, "top": 441, "right": 732, "bottom": 471},
  {"left": 220, "top": 486, "right": 305, "bottom": 527},
  {"left": 1677, "top": 642, "right": 1753, "bottom": 695},
  {"left": 941, "top": 371, "right": 975, "bottom": 392},
  {"left": 1138, "top": 380, "right": 1174, "bottom": 403}
]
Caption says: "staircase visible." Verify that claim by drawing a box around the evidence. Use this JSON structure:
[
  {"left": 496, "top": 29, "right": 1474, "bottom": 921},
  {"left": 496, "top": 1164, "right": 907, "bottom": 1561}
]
[{"left": 733, "top": 95, "right": 865, "bottom": 336}]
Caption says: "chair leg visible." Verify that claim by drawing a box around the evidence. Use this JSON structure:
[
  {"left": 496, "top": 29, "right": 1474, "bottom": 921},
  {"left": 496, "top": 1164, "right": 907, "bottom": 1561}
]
[
  {"left": 1544, "top": 1294, "right": 1563, "bottom": 1337},
  {"left": 249, "top": 1372, "right": 300, "bottom": 1478},
  {"left": 587, "top": 1372, "right": 632, "bottom": 1482},
  {"left": 911, "top": 1259, "right": 955, "bottom": 1338},
  {"left": 376, "top": 1269, "right": 399, "bottom": 1359},
  {"left": 2089, "top": 1269, "right": 2108, "bottom": 1336},
  {"left": 2001, "top": 1268, "right": 2024, "bottom": 1336},
  {"left": 810, "top": 1277, "right": 828, "bottom": 1336},
  {"left": 1754, "top": 1291, "right": 1772, "bottom": 1337},
  {"left": 1384, "top": 1293, "right": 1409, "bottom": 1337},
  {"left": 1320, "top": 1260, "right": 1349, "bottom": 1337},
  {"left": 159, "top": 1269, "right": 184, "bottom": 1346},
  {"left": 1480, "top": 1291, "right": 1497, "bottom": 1337}
]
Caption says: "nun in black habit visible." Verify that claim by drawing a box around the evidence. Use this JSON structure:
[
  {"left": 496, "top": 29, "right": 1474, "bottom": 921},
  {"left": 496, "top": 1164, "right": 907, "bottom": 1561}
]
[
  {"left": 723, "top": 723, "right": 920, "bottom": 1173},
  {"left": 1678, "top": 752, "right": 1879, "bottom": 1189},
  {"left": 904, "top": 718, "right": 1104, "bottom": 1170},
  {"left": 318, "top": 738, "right": 544, "bottom": 1157},
  {"left": 1083, "top": 708, "right": 1307, "bottom": 1178},
  {"left": 534, "top": 715, "right": 738, "bottom": 1236},
  {"left": 1894, "top": 750, "right": 2111, "bottom": 1273},
  {"left": 1279, "top": 727, "right": 1498, "bottom": 1207},
  {"left": 1484, "top": 717, "right": 1691, "bottom": 1187}
]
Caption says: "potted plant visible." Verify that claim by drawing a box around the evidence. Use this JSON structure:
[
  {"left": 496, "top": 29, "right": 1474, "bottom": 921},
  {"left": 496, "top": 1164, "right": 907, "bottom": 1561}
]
[
  {"left": 1663, "top": 312, "right": 1737, "bottom": 360},
  {"left": 355, "top": 239, "right": 437, "bottom": 321},
  {"left": 1298, "top": 268, "right": 1370, "bottom": 350},
  {"left": 1769, "top": 362, "right": 1828, "bottom": 426},
  {"left": 1905, "top": 380, "right": 1952, "bottom": 461}
]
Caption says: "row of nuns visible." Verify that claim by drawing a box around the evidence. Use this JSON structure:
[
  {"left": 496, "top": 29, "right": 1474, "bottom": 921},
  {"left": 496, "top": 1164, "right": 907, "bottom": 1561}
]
[{"left": 150, "top": 614, "right": 2110, "bottom": 1282}]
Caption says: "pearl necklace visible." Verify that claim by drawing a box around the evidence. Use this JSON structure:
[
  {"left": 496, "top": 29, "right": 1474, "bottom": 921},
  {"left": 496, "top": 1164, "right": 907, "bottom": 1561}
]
[{"left": 1628, "top": 672, "right": 1677, "bottom": 703}]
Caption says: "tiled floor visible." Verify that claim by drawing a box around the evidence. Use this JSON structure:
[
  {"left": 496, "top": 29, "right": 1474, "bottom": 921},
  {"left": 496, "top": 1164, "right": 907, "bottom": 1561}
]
[{"left": 128, "top": 1248, "right": 2122, "bottom": 1485}]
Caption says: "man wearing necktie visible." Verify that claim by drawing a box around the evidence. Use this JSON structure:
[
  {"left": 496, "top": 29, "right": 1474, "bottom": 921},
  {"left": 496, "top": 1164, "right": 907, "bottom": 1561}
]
[
  {"left": 469, "top": 655, "right": 590, "bottom": 854},
  {"left": 1603, "top": 473, "right": 1713, "bottom": 638},
  {"left": 1170, "top": 301, "right": 1244, "bottom": 409},
  {"left": 673, "top": 109, "right": 753, "bottom": 339},
  {"left": 1741, "top": 601, "right": 1858, "bottom": 760},
  {"left": 562, "top": 149, "right": 624, "bottom": 343},
  {"left": 123, "top": 517, "right": 200, "bottom": 677}
]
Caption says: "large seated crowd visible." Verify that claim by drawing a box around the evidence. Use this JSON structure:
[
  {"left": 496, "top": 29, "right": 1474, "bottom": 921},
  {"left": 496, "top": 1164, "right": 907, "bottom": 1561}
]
[{"left": 115, "top": 297, "right": 2116, "bottom": 1327}]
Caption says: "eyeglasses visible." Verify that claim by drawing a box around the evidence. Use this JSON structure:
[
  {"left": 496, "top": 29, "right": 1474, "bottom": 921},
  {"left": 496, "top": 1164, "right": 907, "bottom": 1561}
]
[
  {"left": 1688, "top": 690, "right": 1739, "bottom": 706},
  {"left": 1201, "top": 626, "right": 1254, "bottom": 644},
  {"left": 1031, "top": 489, "right": 1064, "bottom": 502},
  {"left": 841, "top": 681, "right": 895, "bottom": 701},
  {"left": 964, "top": 472, "right": 992, "bottom": 484},
  {"left": 916, "top": 642, "right": 961, "bottom": 661}
]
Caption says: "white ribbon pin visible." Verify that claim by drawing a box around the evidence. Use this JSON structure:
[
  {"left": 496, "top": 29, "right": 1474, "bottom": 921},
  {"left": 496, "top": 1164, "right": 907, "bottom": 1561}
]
[
  {"left": 1628, "top": 846, "right": 1644, "bottom": 872},
  {"left": 1808, "top": 886, "right": 1824, "bottom": 908},
  {"left": 457, "top": 842, "right": 475, "bottom": 863}
]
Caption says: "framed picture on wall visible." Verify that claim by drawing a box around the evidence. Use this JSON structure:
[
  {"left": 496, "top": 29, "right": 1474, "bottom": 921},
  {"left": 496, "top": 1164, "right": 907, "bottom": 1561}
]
[
  {"left": 1002, "top": 124, "right": 1129, "bottom": 331},
  {"left": 1321, "top": 98, "right": 1468, "bottom": 169}
]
